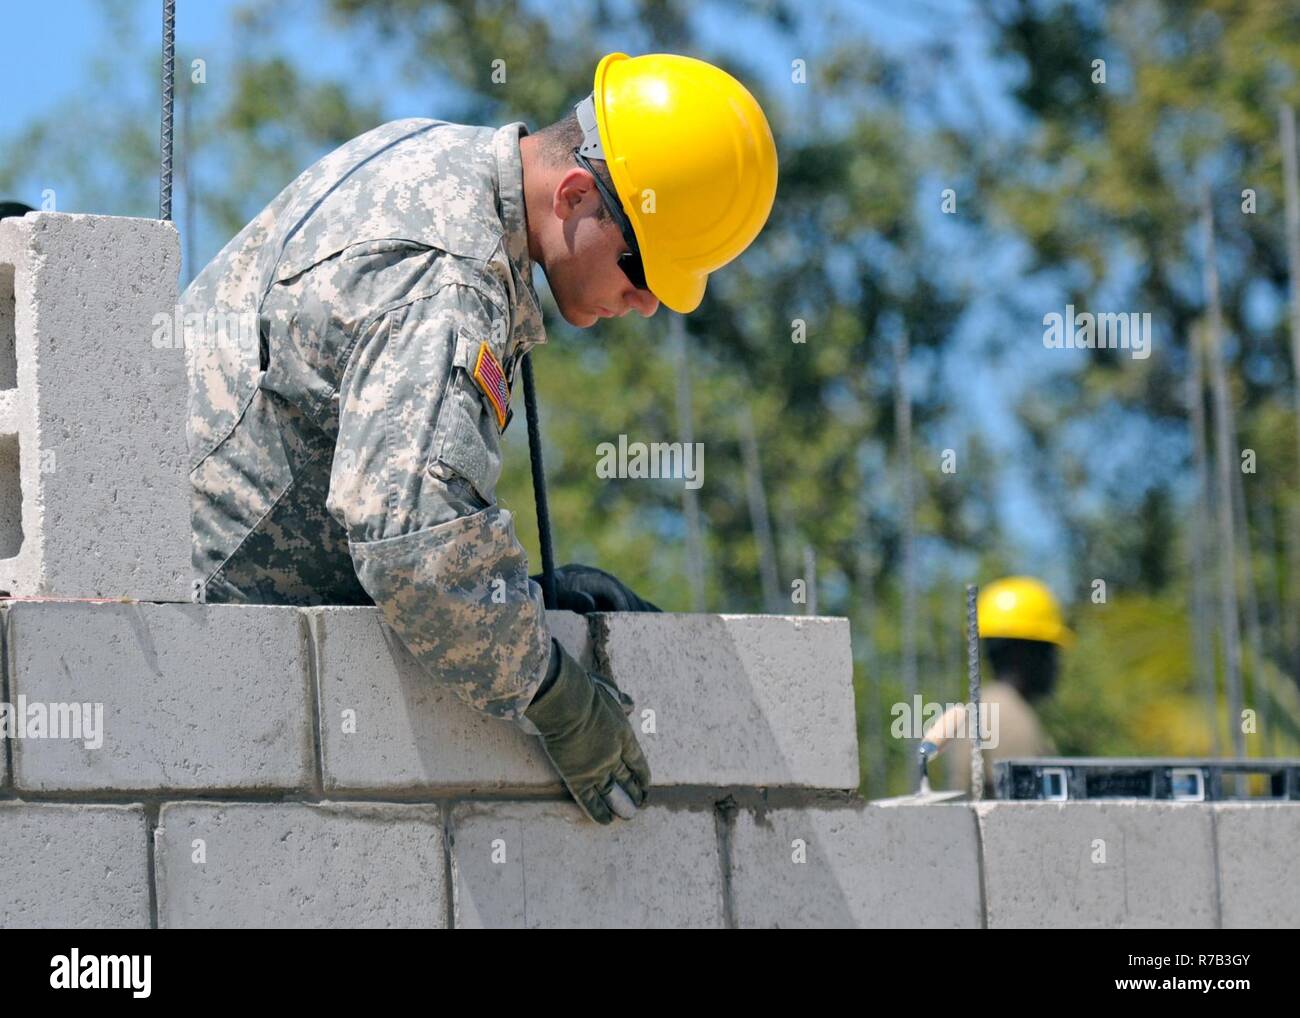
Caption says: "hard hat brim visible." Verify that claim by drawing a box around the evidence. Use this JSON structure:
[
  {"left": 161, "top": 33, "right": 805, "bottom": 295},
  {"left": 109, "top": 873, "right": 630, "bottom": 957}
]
[{"left": 643, "top": 259, "right": 707, "bottom": 314}]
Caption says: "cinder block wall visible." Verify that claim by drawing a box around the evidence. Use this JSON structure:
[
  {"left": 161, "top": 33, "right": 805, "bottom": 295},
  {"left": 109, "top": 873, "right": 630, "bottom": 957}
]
[
  {"left": 1, "top": 600, "right": 1295, "bottom": 928},
  {"left": 0, "top": 604, "right": 875, "bottom": 928}
]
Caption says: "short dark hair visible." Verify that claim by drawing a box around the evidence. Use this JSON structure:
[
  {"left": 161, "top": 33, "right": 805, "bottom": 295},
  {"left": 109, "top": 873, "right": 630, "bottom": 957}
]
[{"left": 532, "top": 108, "right": 614, "bottom": 223}]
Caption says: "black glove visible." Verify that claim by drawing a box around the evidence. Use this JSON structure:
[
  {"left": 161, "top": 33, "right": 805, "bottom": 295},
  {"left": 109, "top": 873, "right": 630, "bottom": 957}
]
[{"left": 529, "top": 563, "right": 662, "bottom": 614}]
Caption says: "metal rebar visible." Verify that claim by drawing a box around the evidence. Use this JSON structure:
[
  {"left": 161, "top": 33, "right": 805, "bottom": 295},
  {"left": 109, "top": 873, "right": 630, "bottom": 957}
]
[
  {"left": 895, "top": 332, "right": 917, "bottom": 705},
  {"left": 966, "top": 583, "right": 984, "bottom": 801},
  {"left": 741, "top": 403, "right": 780, "bottom": 612},
  {"left": 1280, "top": 106, "right": 1300, "bottom": 514},
  {"left": 1233, "top": 451, "right": 1268, "bottom": 746},
  {"left": 1277, "top": 105, "right": 1300, "bottom": 683},
  {"left": 1202, "top": 186, "right": 1246, "bottom": 756},
  {"left": 521, "top": 352, "right": 557, "bottom": 610},
  {"left": 857, "top": 537, "right": 887, "bottom": 797},
  {"left": 1188, "top": 325, "right": 1221, "bottom": 753},
  {"left": 159, "top": 0, "right": 176, "bottom": 222}
]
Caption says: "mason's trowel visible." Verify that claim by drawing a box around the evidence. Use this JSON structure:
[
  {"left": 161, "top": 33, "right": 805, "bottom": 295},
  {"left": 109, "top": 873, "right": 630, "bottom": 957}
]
[{"left": 874, "top": 704, "right": 969, "bottom": 806}]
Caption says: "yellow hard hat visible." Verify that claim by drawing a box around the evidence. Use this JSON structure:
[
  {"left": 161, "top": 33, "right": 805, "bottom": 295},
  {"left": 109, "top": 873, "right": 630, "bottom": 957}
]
[
  {"left": 977, "top": 577, "right": 1074, "bottom": 647},
  {"left": 583, "top": 52, "right": 778, "bottom": 313}
]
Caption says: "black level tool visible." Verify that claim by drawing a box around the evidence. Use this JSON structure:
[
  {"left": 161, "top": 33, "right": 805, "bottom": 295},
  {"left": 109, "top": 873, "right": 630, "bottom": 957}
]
[{"left": 994, "top": 757, "right": 1300, "bottom": 801}]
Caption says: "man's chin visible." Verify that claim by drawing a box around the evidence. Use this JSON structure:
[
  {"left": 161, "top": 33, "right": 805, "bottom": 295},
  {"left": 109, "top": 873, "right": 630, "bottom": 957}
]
[{"left": 558, "top": 302, "right": 600, "bottom": 329}]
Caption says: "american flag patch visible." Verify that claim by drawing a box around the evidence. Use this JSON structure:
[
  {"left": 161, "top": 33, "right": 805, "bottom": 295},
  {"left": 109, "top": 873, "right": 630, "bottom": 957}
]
[{"left": 471, "top": 341, "right": 511, "bottom": 431}]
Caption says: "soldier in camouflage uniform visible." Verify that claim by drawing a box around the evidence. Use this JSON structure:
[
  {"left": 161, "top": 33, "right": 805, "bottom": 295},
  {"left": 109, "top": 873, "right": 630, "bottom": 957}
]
[{"left": 184, "top": 53, "right": 778, "bottom": 824}]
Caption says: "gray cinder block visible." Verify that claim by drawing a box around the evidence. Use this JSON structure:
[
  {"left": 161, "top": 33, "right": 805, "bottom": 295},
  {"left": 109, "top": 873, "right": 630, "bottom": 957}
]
[
  {"left": 310, "top": 607, "right": 588, "bottom": 793},
  {"left": 155, "top": 801, "right": 446, "bottom": 929},
  {"left": 977, "top": 801, "right": 1218, "bottom": 929},
  {"left": 729, "top": 803, "right": 982, "bottom": 928},
  {"left": 0, "top": 212, "right": 188, "bottom": 599},
  {"left": 1, "top": 604, "right": 7, "bottom": 790},
  {"left": 450, "top": 801, "right": 725, "bottom": 928},
  {"left": 0, "top": 802, "right": 149, "bottom": 928},
  {"left": 6, "top": 601, "right": 314, "bottom": 792},
  {"left": 314, "top": 609, "right": 858, "bottom": 792},
  {"left": 592, "top": 613, "right": 859, "bottom": 788},
  {"left": 1214, "top": 803, "right": 1300, "bottom": 928}
]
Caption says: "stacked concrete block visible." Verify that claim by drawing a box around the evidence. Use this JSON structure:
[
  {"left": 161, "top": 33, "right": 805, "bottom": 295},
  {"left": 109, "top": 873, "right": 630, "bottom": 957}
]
[
  {"left": 1, "top": 246, "right": 20, "bottom": 564},
  {"left": 0, "top": 212, "right": 188, "bottom": 600},
  {"left": 309, "top": 606, "right": 574, "bottom": 793},
  {"left": 1214, "top": 803, "right": 1300, "bottom": 928},
  {"left": 729, "top": 803, "right": 983, "bottom": 928},
  {"left": 0, "top": 802, "right": 150, "bottom": 928},
  {"left": 155, "top": 802, "right": 446, "bottom": 928},
  {"left": 0, "top": 604, "right": 7, "bottom": 789},
  {"left": 450, "top": 801, "right": 725, "bottom": 928},
  {"left": 976, "top": 801, "right": 1219, "bottom": 928},
  {"left": 4, "top": 601, "right": 313, "bottom": 793},
  {"left": 592, "top": 613, "right": 858, "bottom": 788},
  {"left": 310, "top": 608, "right": 857, "bottom": 793}
]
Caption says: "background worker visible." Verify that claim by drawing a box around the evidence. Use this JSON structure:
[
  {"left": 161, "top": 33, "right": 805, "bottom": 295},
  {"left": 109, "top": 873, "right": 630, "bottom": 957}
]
[{"left": 946, "top": 576, "right": 1073, "bottom": 793}]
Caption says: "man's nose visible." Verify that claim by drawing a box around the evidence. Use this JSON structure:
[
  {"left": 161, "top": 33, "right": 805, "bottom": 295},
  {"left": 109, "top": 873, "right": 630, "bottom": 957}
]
[{"left": 624, "top": 286, "right": 659, "bottom": 317}]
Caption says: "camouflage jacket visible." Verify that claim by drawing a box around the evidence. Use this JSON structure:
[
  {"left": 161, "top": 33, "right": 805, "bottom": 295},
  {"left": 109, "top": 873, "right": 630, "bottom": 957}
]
[{"left": 183, "top": 118, "right": 552, "bottom": 724}]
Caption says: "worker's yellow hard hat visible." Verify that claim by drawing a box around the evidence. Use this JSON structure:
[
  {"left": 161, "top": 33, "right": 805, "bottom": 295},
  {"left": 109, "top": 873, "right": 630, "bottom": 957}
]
[
  {"left": 977, "top": 576, "right": 1074, "bottom": 647},
  {"left": 583, "top": 52, "right": 778, "bottom": 313}
]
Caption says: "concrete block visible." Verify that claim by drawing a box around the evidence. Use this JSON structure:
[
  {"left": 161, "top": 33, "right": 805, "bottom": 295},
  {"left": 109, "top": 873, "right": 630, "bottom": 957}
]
[
  {"left": 155, "top": 801, "right": 446, "bottom": 929},
  {"left": 5, "top": 601, "right": 313, "bottom": 792},
  {"left": 545, "top": 608, "right": 593, "bottom": 668},
  {"left": 729, "top": 803, "right": 982, "bottom": 928},
  {"left": 1215, "top": 803, "right": 1300, "bottom": 928},
  {"left": 0, "top": 212, "right": 188, "bottom": 600},
  {"left": 1, "top": 604, "right": 8, "bottom": 790},
  {"left": 0, "top": 249, "right": 14, "bottom": 391},
  {"left": 592, "top": 613, "right": 858, "bottom": 787},
  {"left": 977, "top": 802, "right": 1217, "bottom": 928},
  {"left": 0, "top": 802, "right": 149, "bottom": 928},
  {"left": 311, "top": 608, "right": 595, "bottom": 792},
  {"left": 450, "top": 801, "right": 725, "bottom": 928}
]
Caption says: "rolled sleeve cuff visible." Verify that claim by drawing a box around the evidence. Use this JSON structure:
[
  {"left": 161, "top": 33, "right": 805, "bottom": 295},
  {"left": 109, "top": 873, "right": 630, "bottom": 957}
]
[{"left": 349, "top": 505, "right": 551, "bottom": 722}]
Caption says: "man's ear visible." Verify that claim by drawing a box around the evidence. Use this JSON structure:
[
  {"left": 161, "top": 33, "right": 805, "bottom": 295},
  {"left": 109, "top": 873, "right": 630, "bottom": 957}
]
[{"left": 553, "top": 166, "right": 598, "bottom": 221}]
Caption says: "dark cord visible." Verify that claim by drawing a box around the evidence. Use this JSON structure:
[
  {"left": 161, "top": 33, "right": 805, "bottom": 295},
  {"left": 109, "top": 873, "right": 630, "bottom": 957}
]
[{"left": 521, "top": 353, "right": 557, "bottom": 609}]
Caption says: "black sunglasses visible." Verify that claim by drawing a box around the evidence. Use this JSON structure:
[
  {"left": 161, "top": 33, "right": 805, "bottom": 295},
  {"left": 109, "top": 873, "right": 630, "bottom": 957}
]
[{"left": 573, "top": 149, "right": 648, "bottom": 291}]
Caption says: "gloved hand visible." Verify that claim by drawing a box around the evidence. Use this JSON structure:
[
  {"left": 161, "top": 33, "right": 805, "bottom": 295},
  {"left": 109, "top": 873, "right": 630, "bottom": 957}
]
[
  {"left": 529, "top": 563, "right": 662, "bottom": 614},
  {"left": 524, "top": 639, "right": 651, "bottom": 824}
]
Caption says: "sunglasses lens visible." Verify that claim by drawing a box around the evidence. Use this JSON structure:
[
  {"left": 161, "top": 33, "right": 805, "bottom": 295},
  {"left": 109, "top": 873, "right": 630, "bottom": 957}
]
[{"left": 619, "top": 251, "right": 647, "bottom": 291}]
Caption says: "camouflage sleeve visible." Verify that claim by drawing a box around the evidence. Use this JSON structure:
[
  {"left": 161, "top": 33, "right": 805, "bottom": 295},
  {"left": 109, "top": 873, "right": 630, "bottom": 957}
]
[{"left": 327, "top": 284, "right": 551, "bottom": 725}]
